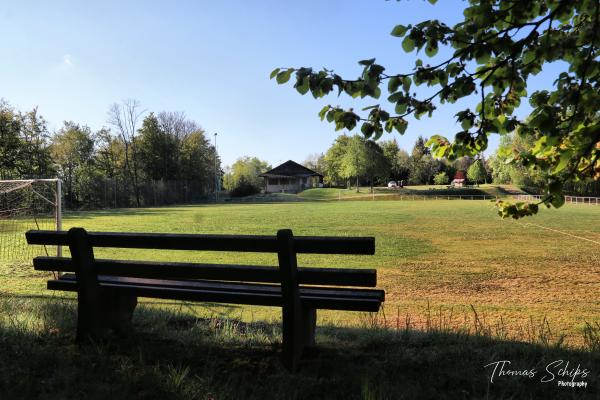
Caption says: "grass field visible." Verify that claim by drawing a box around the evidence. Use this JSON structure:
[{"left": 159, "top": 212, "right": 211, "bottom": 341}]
[
  {"left": 5, "top": 198, "right": 599, "bottom": 345},
  {"left": 1, "top": 197, "right": 599, "bottom": 398}
]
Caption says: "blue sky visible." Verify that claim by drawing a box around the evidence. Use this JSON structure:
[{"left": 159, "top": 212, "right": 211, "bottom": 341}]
[{"left": 1, "top": 1, "right": 558, "bottom": 168}]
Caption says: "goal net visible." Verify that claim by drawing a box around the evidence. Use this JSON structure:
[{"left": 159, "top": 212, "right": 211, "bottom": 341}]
[{"left": 0, "top": 179, "right": 62, "bottom": 271}]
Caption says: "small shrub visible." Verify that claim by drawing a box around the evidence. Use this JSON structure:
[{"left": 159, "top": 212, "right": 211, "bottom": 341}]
[
  {"left": 433, "top": 172, "right": 449, "bottom": 185},
  {"left": 229, "top": 176, "right": 260, "bottom": 197}
]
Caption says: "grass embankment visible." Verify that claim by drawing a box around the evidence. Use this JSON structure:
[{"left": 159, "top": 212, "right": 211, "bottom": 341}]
[{"left": 298, "top": 184, "right": 526, "bottom": 200}]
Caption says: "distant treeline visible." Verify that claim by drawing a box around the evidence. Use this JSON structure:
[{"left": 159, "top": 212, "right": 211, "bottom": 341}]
[{"left": 0, "top": 99, "right": 220, "bottom": 209}]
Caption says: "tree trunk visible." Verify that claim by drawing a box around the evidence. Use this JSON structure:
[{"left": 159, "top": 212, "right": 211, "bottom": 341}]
[{"left": 356, "top": 176, "right": 359, "bottom": 193}]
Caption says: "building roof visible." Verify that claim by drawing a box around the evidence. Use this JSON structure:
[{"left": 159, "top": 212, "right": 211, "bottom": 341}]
[
  {"left": 454, "top": 171, "right": 466, "bottom": 180},
  {"left": 259, "top": 160, "right": 323, "bottom": 178}
]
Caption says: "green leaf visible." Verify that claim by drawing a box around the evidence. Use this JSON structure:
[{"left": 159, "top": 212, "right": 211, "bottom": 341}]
[
  {"left": 295, "top": 77, "right": 309, "bottom": 95},
  {"left": 402, "top": 76, "right": 411, "bottom": 92},
  {"left": 358, "top": 58, "right": 376, "bottom": 66},
  {"left": 425, "top": 45, "right": 438, "bottom": 57},
  {"left": 402, "top": 37, "right": 415, "bottom": 53},
  {"left": 372, "top": 87, "right": 381, "bottom": 99},
  {"left": 461, "top": 119, "right": 472, "bottom": 130},
  {"left": 476, "top": 52, "right": 491, "bottom": 65},
  {"left": 554, "top": 150, "right": 573, "bottom": 173},
  {"left": 550, "top": 194, "right": 565, "bottom": 208},
  {"left": 388, "top": 76, "right": 401, "bottom": 93},
  {"left": 391, "top": 24, "right": 408, "bottom": 37},
  {"left": 361, "top": 123, "right": 374, "bottom": 138},
  {"left": 395, "top": 119, "right": 408, "bottom": 134},
  {"left": 270, "top": 68, "right": 280, "bottom": 80},
  {"left": 318, "top": 105, "right": 330, "bottom": 121},
  {"left": 523, "top": 51, "right": 536, "bottom": 65},
  {"left": 388, "top": 92, "right": 403, "bottom": 103},
  {"left": 276, "top": 69, "right": 293, "bottom": 84},
  {"left": 395, "top": 102, "right": 407, "bottom": 114}
]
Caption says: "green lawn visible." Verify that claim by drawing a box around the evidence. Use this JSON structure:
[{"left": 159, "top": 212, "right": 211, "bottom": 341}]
[
  {"left": 5, "top": 198, "right": 599, "bottom": 346},
  {"left": 2, "top": 198, "right": 600, "bottom": 398}
]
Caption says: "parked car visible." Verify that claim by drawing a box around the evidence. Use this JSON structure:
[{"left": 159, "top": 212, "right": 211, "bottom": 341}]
[{"left": 387, "top": 181, "right": 398, "bottom": 188}]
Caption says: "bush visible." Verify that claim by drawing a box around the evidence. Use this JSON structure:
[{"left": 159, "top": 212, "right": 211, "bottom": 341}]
[
  {"left": 433, "top": 172, "right": 449, "bottom": 185},
  {"left": 229, "top": 176, "right": 260, "bottom": 197}
]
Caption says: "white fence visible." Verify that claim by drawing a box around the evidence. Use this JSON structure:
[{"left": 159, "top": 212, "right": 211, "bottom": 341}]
[
  {"left": 336, "top": 193, "right": 499, "bottom": 201},
  {"left": 513, "top": 194, "right": 600, "bottom": 205}
]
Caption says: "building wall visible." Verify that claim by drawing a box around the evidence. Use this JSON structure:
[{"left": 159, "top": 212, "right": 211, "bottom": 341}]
[{"left": 264, "top": 176, "right": 319, "bottom": 193}]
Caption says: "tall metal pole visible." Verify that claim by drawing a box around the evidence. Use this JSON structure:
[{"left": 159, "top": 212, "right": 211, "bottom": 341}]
[{"left": 214, "top": 132, "right": 218, "bottom": 203}]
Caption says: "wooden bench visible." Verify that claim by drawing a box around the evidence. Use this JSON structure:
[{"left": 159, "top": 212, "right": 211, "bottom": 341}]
[{"left": 26, "top": 227, "right": 384, "bottom": 371}]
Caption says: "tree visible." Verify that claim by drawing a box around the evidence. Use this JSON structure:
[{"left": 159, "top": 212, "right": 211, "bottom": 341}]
[
  {"left": 137, "top": 113, "right": 178, "bottom": 180},
  {"left": 395, "top": 149, "right": 411, "bottom": 184},
  {"left": 50, "top": 121, "right": 94, "bottom": 206},
  {"left": 303, "top": 153, "right": 325, "bottom": 175},
  {"left": 364, "top": 140, "right": 391, "bottom": 192},
  {"left": 107, "top": 99, "right": 145, "bottom": 207},
  {"left": 433, "top": 171, "right": 449, "bottom": 185},
  {"left": 490, "top": 132, "right": 546, "bottom": 187},
  {"left": 0, "top": 101, "right": 53, "bottom": 180},
  {"left": 0, "top": 101, "right": 22, "bottom": 179},
  {"left": 95, "top": 128, "right": 124, "bottom": 179},
  {"left": 178, "top": 129, "right": 215, "bottom": 188},
  {"left": 467, "top": 159, "right": 487, "bottom": 186},
  {"left": 223, "top": 157, "right": 270, "bottom": 192},
  {"left": 272, "top": 0, "right": 600, "bottom": 218},
  {"left": 380, "top": 139, "right": 410, "bottom": 181},
  {"left": 323, "top": 135, "right": 352, "bottom": 187},
  {"left": 408, "top": 136, "right": 441, "bottom": 185},
  {"left": 339, "top": 135, "right": 389, "bottom": 192},
  {"left": 411, "top": 136, "right": 430, "bottom": 159},
  {"left": 18, "top": 108, "right": 53, "bottom": 178}
]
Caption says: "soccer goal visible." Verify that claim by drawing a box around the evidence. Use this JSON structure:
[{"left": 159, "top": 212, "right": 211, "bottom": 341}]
[{"left": 0, "top": 179, "right": 62, "bottom": 269}]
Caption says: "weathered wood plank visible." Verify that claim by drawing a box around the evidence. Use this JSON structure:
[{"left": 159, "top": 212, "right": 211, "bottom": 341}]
[
  {"left": 51, "top": 273, "right": 384, "bottom": 302},
  {"left": 48, "top": 278, "right": 383, "bottom": 312},
  {"left": 26, "top": 230, "right": 375, "bottom": 255},
  {"left": 33, "top": 257, "right": 378, "bottom": 287}
]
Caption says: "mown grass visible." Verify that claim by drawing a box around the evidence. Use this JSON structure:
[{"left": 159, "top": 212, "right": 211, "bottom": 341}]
[
  {"left": 3, "top": 199, "right": 599, "bottom": 347},
  {"left": 1, "top": 197, "right": 599, "bottom": 397},
  {"left": 0, "top": 296, "right": 598, "bottom": 399}
]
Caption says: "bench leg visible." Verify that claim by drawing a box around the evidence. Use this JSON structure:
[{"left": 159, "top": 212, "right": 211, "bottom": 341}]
[
  {"left": 76, "top": 290, "right": 105, "bottom": 341},
  {"left": 77, "top": 291, "right": 137, "bottom": 340},
  {"left": 302, "top": 308, "right": 316, "bottom": 347},
  {"left": 105, "top": 292, "right": 137, "bottom": 335}
]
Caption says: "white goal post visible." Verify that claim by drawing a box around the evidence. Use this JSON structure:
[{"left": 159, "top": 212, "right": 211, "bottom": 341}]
[{"left": 0, "top": 179, "right": 62, "bottom": 267}]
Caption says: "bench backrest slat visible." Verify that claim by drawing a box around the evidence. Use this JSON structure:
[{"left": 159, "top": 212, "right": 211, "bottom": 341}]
[
  {"left": 26, "top": 230, "right": 375, "bottom": 255},
  {"left": 33, "top": 257, "right": 378, "bottom": 287}
]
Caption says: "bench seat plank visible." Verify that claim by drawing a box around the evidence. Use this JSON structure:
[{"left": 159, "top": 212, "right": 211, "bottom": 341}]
[{"left": 48, "top": 274, "right": 384, "bottom": 312}]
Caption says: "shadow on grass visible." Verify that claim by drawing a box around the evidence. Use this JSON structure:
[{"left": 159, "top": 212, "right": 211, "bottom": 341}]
[
  {"left": 65, "top": 208, "right": 179, "bottom": 220},
  {"left": 0, "top": 296, "right": 598, "bottom": 400}
]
